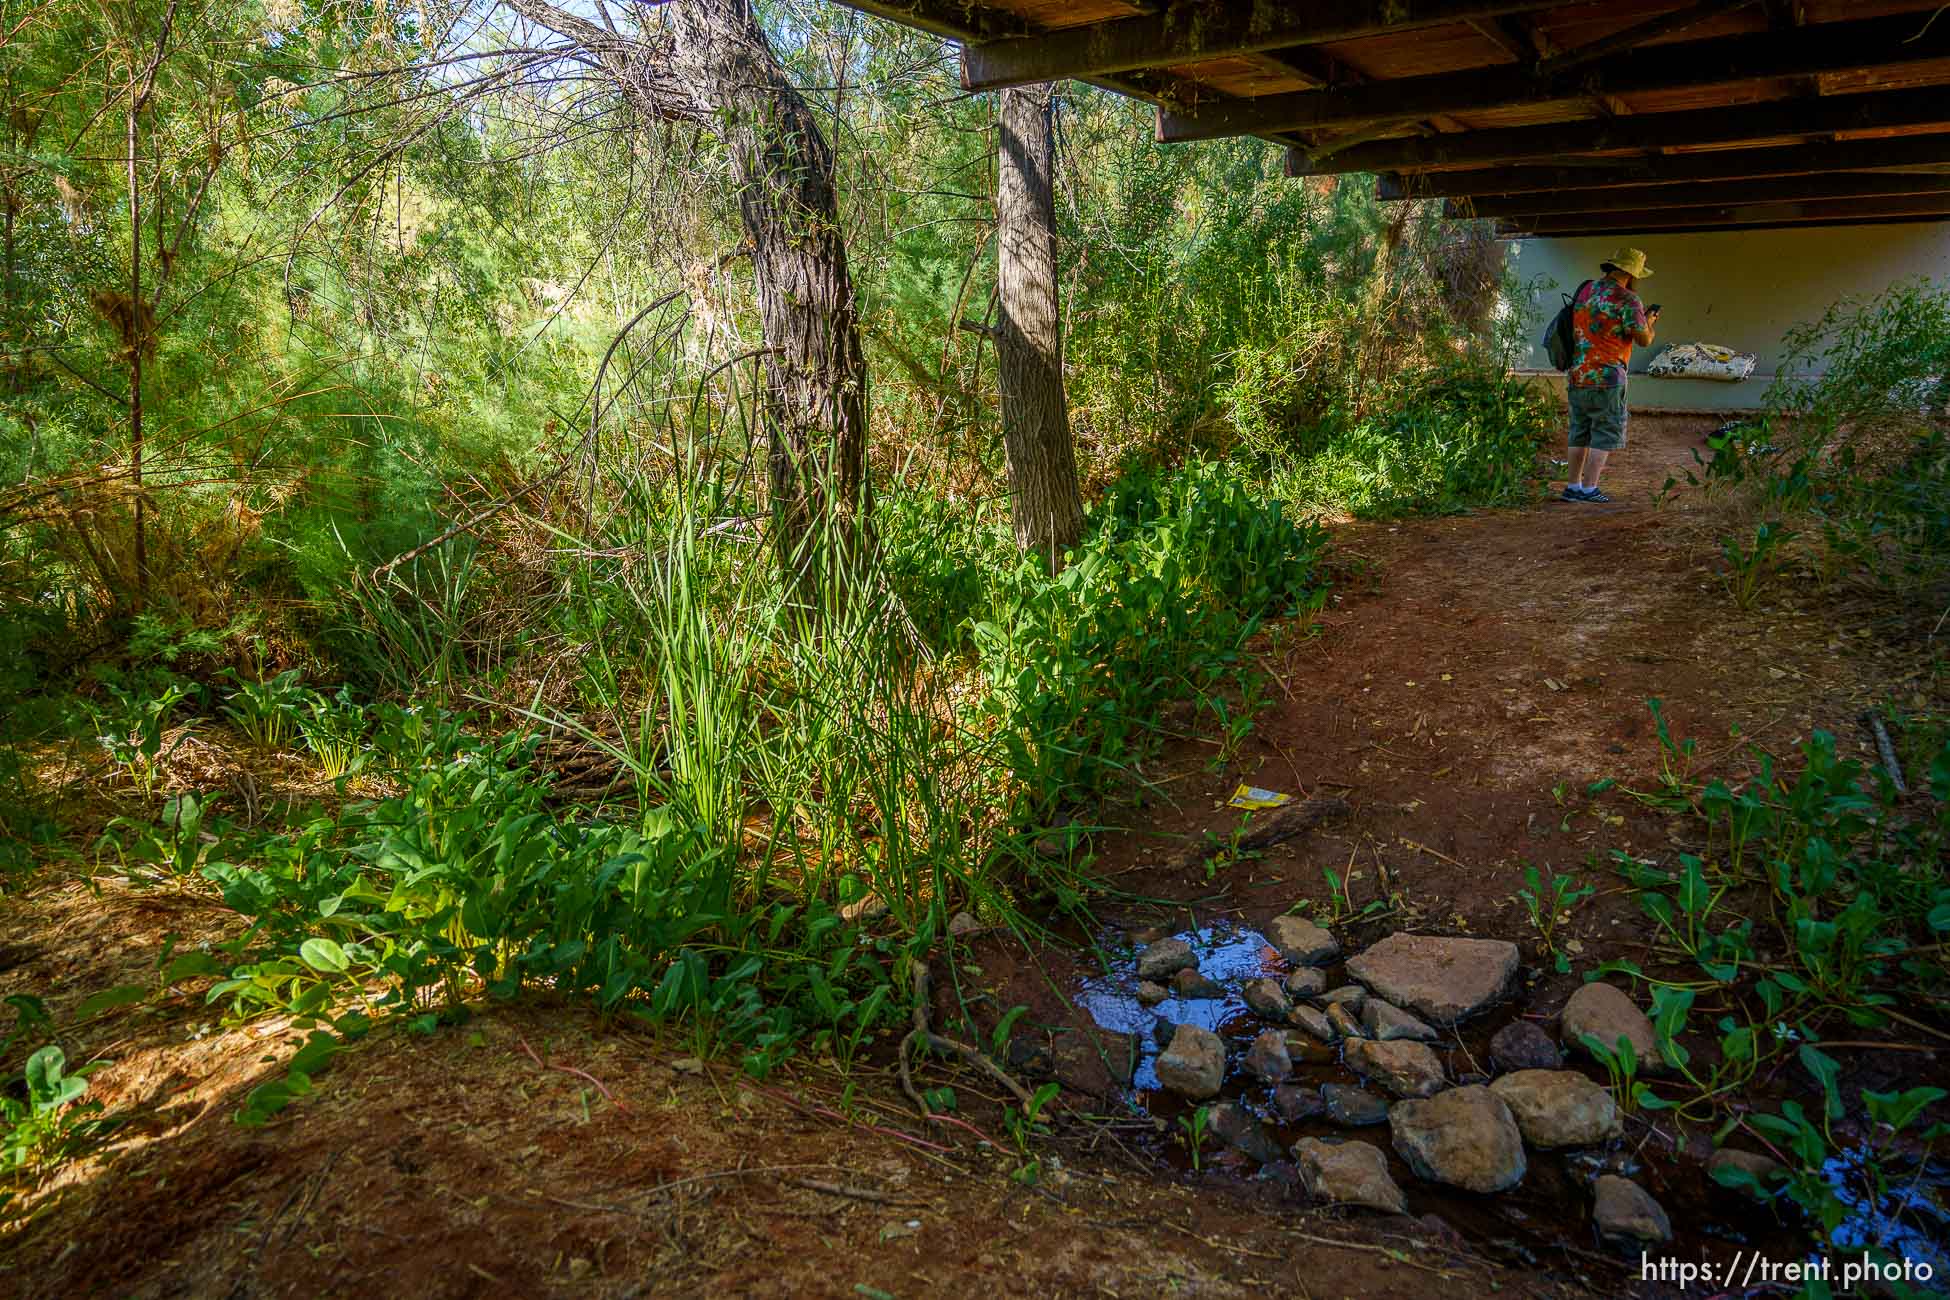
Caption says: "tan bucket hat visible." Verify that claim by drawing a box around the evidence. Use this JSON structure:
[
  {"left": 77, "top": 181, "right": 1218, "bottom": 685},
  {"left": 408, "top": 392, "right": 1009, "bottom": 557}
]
[{"left": 1601, "top": 246, "right": 1653, "bottom": 278}]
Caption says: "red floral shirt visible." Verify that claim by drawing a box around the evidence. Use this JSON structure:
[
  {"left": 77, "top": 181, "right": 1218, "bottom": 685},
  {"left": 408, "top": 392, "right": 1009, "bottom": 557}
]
[{"left": 1569, "top": 278, "right": 1648, "bottom": 389}]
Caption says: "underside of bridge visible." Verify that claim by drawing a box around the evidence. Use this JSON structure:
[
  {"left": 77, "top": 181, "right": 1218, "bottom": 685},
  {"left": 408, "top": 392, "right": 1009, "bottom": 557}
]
[{"left": 835, "top": 1, "right": 1950, "bottom": 237}]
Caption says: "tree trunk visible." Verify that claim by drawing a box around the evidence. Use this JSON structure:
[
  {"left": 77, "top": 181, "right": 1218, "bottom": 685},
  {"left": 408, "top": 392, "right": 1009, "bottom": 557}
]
[
  {"left": 668, "top": 0, "right": 870, "bottom": 613},
  {"left": 995, "top": 82, "right": 1083, "bottom": 568},
  {"left": 126, "top": 89, "right": 148, "bottom": 610},
  {"left": 501, "top": 0, "right": 870, "bottom": 611}
]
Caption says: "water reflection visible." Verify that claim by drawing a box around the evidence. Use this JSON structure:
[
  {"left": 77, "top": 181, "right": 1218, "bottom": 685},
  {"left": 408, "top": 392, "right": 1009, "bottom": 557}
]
[
  {"left": 1824, "top": 1146, "right": 1950, "bottom": 1275},
  {"left": 1077, "top": 921, "right": 1282, "bottom": 1091}
]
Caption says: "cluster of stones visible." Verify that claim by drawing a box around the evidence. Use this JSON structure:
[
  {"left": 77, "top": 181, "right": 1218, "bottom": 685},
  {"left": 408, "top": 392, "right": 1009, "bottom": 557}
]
[{"left": 1139, "top": 924, "right": 1679, "bottom": 1251}]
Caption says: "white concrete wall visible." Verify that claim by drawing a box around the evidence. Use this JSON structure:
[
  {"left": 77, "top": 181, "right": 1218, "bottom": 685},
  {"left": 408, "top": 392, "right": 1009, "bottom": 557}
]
[{"left": 1511, "top": 223, "right": 1950, "bottom": 411}]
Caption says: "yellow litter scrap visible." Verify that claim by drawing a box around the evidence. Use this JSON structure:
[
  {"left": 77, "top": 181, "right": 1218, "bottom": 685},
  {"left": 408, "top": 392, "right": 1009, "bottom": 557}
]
[{"left": 1227, "top": 784, "right": 1293, "bottom": 810}]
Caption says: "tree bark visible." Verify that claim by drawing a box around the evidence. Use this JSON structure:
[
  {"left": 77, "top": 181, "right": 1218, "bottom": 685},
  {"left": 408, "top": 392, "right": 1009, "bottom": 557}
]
[
  {"left": 995, "top": 82, "right": 1083, "bottom": 568},
  {"left": 670, "top": 0, "right": 869, "bottom": 613},
  {"left": 503, "top": 0, "right": 870, "bottom": 612}
]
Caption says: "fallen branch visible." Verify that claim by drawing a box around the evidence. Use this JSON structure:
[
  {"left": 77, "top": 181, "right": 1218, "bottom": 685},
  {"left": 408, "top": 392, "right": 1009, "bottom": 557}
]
[
  {"left": 784, "top": 1177, "right": 926, "bottom": 1207},
  {"left": 1862, "top": 710, "right": 1909, "bottom": 795},
  {"left": 1166, "top": 796, "right": 1351, "bottom": 873},
  {"left": 900, "top": 958, "right": 1037, "bottom": 1123},
  {"left": 370, "top": 456, "right": 573, "bottom": 583},
  {"left": 757, "top": 1084, "right": 957, "bottom": 1155}
]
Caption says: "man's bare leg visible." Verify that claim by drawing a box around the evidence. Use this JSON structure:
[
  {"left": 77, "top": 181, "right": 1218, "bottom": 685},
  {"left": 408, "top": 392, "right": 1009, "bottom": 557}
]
[
  {"left": 1578, "top": 448, "right": 1611, "bottom": 490},
  {"left": 1567, "top": 445, "right": 1587, "bottom": 487}
]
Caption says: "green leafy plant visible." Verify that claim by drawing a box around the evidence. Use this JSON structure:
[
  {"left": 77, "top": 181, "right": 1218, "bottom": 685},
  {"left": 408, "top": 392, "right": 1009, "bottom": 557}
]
[
  {"left": 1199, "top": 811, "right": 1265, "bottom": 881},
  {"left": 1646, "top": 697, "right": 1698, "bottom": 792},
  {"left": 1516, "top": 865, "right": 1592, "bottom": 973},
  {"left": 2, "top": 1046, "right": 108, "bottom": 1219},
  {"left": 1003, "top": 1081, "right": 1062, "bottom": 1185},
  {"left": 222, "top": 664, "right": 307, "bottom": 751},
  {"left": 1578, "top": 1031, "right": 1664, "bottom": 1117},
  {"left": 299, "top": 686, "right": 369, "bottom": 780},
  {"left": 1178, "top": 1105, "right": 1212, "bottom": 1173},
  {"left": 97, "top": 795, "right": 231, "bottom": 883},
  {"left": 1604, "top": 705, "right": 1950, "bottom": 1129},
  {"left": 1304, "top": 863, "right": 1390, "bottom": 926},
  {"left": 91, "top": 681, "right": 190, "bottom": 797},
  {"left": 1727, "top": 1062, "right": 1949, "bottom": 1290},
  {"left": 1719, "top": 521, "right": 1797, "bottom": 611}
]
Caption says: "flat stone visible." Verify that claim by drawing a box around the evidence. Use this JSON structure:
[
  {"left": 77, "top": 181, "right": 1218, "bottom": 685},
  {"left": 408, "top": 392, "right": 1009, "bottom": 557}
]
[
  {"left": 1170, "top": 967, "right": 1225, "bottom": 999},
  {"left": 1593, "top": 1175, "right": 1672, "bottom": 1248},
  {"left": 1155, "top": 1024, "right": 1225, "bottom": 1100},
  {"left": 1346, "top": 1039, "right": 1447, "bottom": 1099},
  {"left": 1363, "top": 1000, "right": 1438, "bottom": 1043},
  {"left": 1136, "top": 938, "right": 1196, "bottom": 981},
  {"left": 1273, "top": 1084, "right": 1324, "bottom": 1124},
  {"left": 1294, "top": 1138, "right": 1407, "bottom": 1215},
  {"left": 1489, "top": 1020, "right": 1560, "bottom": 1074},
  {"left": 1489, "top": 1070, "right": 1621, "bottom": 1148},
  {"left": 948, "top": 911, "right": 981, "bottom": 937},
  {"left": 841, "top": 893, "right": 888, "bottom": 923},
  {"left": 1209, "top": 1101, "right": 1282, "bottom": 1164},
  {"left": 1345, "top": 934, "right": 1520, "bottom": 1026},
  {"left": 1209, "top": 1107, "right": 1287, "bottom": 1161},
  {"left": 1135, "top": 980, "right": 1168, "bottom": 1006},
  {"left": 1322, "top": 1084, "right": 1390, "bottom": 1128},
  {"left": 1242, "top": 977, "right": 1292, "bottom": 1020},
  {"left": 1053, "top": 1029, "right": 1141, "bottom": 1095},
  {"left": 1327, "top": 1003, "right": 1367, "bottom": 1040},
  {"left": 1389, "top": 1085, "right": 1527, "bottom": 1193},
  {"left": 1708, "top": 1148, "right": 1784, "bottom": 1195},
  {"left": 1265, "top": 915, "right": 1340, "bottom": 966},
  {"left": 1320, "top": 985, "right": 1368, "bottom": 1010},
  {"left": 1561, "top": 983, "right": 1667, "bottom": 1074},
  {"left": 1288, "top": 1005, "right": 1338, "bottom": 1044},
  {"left": 1283, "top": 968, "right": 1328, "bottom": 999},
  {"left": 1244, "top": 1029, "right": 1292, "bottom": 1084}
]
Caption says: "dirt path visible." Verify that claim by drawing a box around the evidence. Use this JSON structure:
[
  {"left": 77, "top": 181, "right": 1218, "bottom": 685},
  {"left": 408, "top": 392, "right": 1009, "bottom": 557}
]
[
  {"left": 4, "top": 416, "right": 1935, "bottom": 1299},
  {"left": 1090, "top": 413, "right": 1903, "bottom": 942}
]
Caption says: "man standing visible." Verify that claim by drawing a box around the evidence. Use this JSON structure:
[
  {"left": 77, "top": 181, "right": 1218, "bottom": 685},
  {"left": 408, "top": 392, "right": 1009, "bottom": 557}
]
[{"left": 1564, "top": 247, "right": 1660, "bottom": 503}]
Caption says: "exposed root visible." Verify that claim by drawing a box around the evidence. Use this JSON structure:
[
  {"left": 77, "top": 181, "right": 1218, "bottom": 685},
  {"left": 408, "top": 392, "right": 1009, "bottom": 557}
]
[{"left": 900, "top": 958, "right": 1037, "bottom": 1124}]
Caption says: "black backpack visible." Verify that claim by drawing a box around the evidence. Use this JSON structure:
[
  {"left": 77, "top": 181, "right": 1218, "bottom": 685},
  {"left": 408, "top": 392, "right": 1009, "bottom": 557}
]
[{"left": 1543, "top": 279, "right": 1595, "bottom": 371}]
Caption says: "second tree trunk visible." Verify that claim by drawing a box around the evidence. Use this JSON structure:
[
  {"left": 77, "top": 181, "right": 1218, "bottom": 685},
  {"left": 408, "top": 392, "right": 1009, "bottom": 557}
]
[{"left": 995, "top": 83, "right": 1083, "bottom": 567}]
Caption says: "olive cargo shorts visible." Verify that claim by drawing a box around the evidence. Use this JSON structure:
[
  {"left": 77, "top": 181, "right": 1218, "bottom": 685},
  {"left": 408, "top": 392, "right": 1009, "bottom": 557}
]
[{"left": 1568, "top": 384, "right": 1628, "bottom": 451}]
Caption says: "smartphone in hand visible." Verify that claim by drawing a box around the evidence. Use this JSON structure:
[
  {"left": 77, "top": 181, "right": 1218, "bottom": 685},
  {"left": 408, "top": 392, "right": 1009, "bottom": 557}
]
[{"left": 1647, "top": 304, "right": 1663, "bottom": 316}]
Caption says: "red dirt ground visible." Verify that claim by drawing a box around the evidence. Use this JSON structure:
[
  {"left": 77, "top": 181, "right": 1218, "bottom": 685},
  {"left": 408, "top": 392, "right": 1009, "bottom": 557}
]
[{"left": 3, "top": 415, "right": 1942, "bottom": 1298}]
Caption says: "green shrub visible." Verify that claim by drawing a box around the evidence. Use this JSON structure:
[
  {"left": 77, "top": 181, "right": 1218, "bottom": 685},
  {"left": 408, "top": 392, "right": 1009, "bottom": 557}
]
[
  {"left": 974, "top": 460, "right": 1330, "bottom": 817},
  {"left": 1265, "top": 367, "right": 1555, "bottom": 518},
  {"left": 875, "top": 486, "right": 1017, "bottom": 652},
  {"left": 1601, "top": 704, "right": 1950, "bottom": 1123},
  {"left": 1679, "top": 280, "right": 1950, "bottom": 619}
]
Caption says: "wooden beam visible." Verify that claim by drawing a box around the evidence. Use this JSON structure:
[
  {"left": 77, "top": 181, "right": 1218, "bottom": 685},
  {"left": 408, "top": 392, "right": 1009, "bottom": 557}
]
[
  {"left": 1535, "top": 0, "right": 1762, "bottom": 78},
  {"left": 1448, "top": 171, "right": 1950, "bottom": 218},
  {"left": 1256, "top": 45, "right": 1351, "bottom": 90},
  {"left": 1495, "top": 212, "right": 1950, "bottom": 239},
  {"left": 1465, "top": 16, "right": 1535, "bottom": 64},
  {"left": 1291, "top": 87, "right": 1950, "bottom": 175},
  {"left": 1374, "top": 135, "right": 1950, "bottom": 199},
  {"left": 829, "top": 0, "right": 1000, "bottom": 42},
  {"left": 958, "top": 0, "right": 1562, "bottom": 93},
  {"left": 1159, "top": 13, "right": 1950, "bottom": 141},
  {"left": 1497, "top": 192, "right": 1950, "bottom": 234}
]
